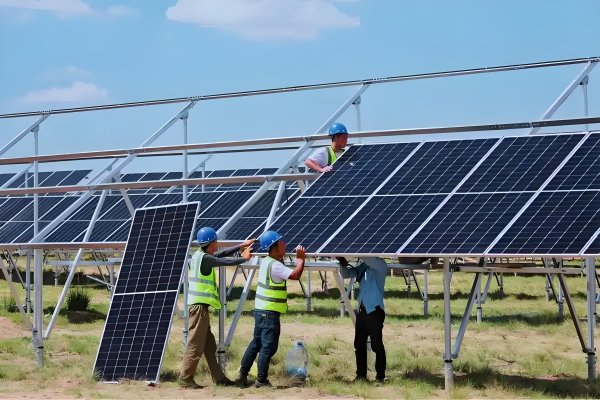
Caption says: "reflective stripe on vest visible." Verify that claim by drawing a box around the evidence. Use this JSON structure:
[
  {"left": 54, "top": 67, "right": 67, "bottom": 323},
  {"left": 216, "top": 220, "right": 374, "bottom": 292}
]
[
  {"left": 255, "top": 256, "right": 288, "bottom": 313},
  {"left": 326, "top": 146, "right": 337, "bottom": 166},
  {"left": 187, "top": 250, "right": 221, "bottom": 310}
]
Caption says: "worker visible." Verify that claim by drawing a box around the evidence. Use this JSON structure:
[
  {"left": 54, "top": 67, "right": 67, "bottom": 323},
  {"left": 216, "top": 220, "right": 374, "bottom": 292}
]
[
  {"left": 179, "top": 226, "right": 255, "bottom": 389},
  {"left": 237, "top": 230, "right": 306, "bottom": 388},
  {"left": 305, "top": 122, "right": 349, "bottom": 173},
  {"left": 337, "top": 256, "right": 388, "bottom": 383}
]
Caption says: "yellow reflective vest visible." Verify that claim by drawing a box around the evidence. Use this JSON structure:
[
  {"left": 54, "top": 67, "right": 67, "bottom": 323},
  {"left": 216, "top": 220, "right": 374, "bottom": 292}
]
[
  {"left": 255, "top": 256, "right": 288, "bottom": 313},
  {"left": 187, "top": 250, "right": 221, "bottom": 310},
  {"left": 326, "top": 146, "right": 338, "bottom": 166}
]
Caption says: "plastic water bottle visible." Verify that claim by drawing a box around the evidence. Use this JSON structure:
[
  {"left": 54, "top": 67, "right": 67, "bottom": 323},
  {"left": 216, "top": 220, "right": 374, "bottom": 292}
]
[{"left": 285, "top": 340, "right": 308, "bottom": 380}]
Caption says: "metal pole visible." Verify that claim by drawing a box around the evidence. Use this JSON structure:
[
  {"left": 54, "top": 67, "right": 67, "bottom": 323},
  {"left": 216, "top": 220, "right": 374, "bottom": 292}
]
[
  {"left": 586, "top": 256, "right": 597, "bottom": 380},
  {"left": 423, "top": 269, "right": 429, "bottom": 317},
  {"left": 182, "top": 114, "right": 189, "bottom": 202},
  {"left": 26, "top": 251, "right": 31, "bottom": 313},
  {"left": 353, "top": 96, "right": 362, "bottom": 144},
  {"left": 306, "top": 270, "right": 312, "bottom": 312},
  {"left": 31, "top": 127, "right": 44, "bottom": 367},
  {"left": 581, "top": 76, "right": 589, "bottom": 131},
  {"left": 443, "top": 257, "right": 454, "bottom": 392},
  {"left": 476, "top": 272, "right": 483, "bottom": 323},
  {"left": 217, "top": 264, "right": 227, "bottom": 366},
  {"left": 225, "top": 268, "right": 256, "bottom": 347}
]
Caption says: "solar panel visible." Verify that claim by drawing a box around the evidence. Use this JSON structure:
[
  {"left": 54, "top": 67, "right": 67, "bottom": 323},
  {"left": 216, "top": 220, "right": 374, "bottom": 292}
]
[
  {"left": 225, "top": 217, "right": 266, "bottom": 240},
  {"left": 305, "top": 143, "right": 419, "bottom": 197},
  {"left": 199, "top": 191, "right": 254, "bottom": 218},
  {"left": 583, "top": 235, "right": 600, "bottom": 255},
  {"left": 93, "top": 202, "right": 199, "bottom": 382},
  {"left": 489, "top": 190, "right": 600, "bottom": 255},
  {"left": 0, "top": 173, "right": 14, "bottom": 186},
  {"left": 267, "top": 197, "right": 366, "bottom": 252},
  {"left": 458, "top": 134, "right": 584, "bottom": 193},
  {"left": 320, "top": 195, "right": 446, "bottom": 254},
  {"left": 545, "top": 133, "right": 600, "bottom": 191},
  {"left": 400, "top": 192, "right": 532, "bottom": 254},
  {"left": 378, "top": 139, "right": 496, "bottom": 195}
]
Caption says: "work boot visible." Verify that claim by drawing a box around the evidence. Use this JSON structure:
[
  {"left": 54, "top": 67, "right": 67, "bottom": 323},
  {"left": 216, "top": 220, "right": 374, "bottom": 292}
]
[
  {"left": 236, "top": 373, "right": 250, "bottom": 388},
  {"left": 254, "top": 379, "right": 272, "bottom": 388},
  {"left": 353, "top": 375, "right": 368, "bottom": 383},
  {"left": 178, "top": 377, "right": 203, "bottom": 389},
  {"left": 215, "top": 377, "right": 236, "bottom": 387}
]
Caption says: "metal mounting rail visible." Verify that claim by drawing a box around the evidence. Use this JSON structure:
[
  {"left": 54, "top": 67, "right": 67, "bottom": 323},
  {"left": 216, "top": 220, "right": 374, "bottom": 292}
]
[{"left": 1, "top": 57, "right": 597, "bottom": 119}]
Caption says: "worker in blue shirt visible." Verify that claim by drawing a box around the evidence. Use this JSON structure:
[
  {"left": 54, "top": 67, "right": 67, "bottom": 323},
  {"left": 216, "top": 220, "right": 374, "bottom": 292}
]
[{"left": 337, "top": 256, "right": 388, "bottom": 383}]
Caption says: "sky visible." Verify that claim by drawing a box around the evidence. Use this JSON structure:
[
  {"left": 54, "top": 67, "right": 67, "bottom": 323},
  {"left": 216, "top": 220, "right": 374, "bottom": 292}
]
[{"left": 0, "top": 0, "right": 599, "bottom": 175}]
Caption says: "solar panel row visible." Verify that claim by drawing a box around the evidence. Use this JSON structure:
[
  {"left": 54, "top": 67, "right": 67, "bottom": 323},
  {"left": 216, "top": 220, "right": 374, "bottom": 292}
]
[{"left": 266, "top": 132, "right": 600, "bottom": 256}]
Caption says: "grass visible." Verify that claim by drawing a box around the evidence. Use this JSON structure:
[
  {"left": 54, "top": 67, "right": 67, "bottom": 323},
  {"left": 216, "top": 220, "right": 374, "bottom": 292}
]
[{"left": 0, "top": 266, "right": 599, "bottom": 398}]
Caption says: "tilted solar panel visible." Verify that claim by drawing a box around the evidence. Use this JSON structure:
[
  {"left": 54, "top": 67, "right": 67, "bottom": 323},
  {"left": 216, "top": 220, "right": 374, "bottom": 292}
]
[
  {"left": 93, "top": 202, "right": 199, "bottom": 382},
  {"left": 545, "top": 133, "right": 600, "bottom": 191}
]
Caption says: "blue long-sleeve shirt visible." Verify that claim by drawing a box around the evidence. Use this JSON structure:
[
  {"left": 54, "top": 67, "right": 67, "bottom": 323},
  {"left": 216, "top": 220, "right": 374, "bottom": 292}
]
[{"left": 340, "top": 257, "right": 388, "bottom": 313}]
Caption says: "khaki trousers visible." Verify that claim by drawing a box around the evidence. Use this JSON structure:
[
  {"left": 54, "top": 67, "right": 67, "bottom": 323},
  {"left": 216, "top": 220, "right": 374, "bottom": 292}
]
[{"left": 179, "top": 304, "right": 226, "bottom": 382}]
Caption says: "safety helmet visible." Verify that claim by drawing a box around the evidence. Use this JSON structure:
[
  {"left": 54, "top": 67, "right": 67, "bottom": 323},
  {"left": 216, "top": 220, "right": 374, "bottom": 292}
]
[
  {"left": 197, "top": 227, "right": 218, "bottom": 246},
  {"left": 259, "top": 230, "right": 283, "bottom": 251},
  {"left": 328, "top": 122, "right": 348, "bottom": 136}
]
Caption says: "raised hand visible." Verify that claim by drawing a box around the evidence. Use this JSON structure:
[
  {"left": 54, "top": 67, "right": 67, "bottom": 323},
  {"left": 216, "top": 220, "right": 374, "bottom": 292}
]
[
  {"left": 295, "top": 245, "right": 306, "bottom": 260},
  {"left": 241, "top": 246, "right": 253, "bottom": 261}
]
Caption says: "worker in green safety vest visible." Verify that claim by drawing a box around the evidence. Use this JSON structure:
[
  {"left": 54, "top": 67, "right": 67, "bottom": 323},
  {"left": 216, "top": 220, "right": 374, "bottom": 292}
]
[
  {"left": 305, "top": 122, "right": 349, "bottom": 173},
  {"left": 237, "top": 230, "right": 306, "bottom": 388},
  {"left": 179, "top": 226, "right": 255, "bottom": 389}
]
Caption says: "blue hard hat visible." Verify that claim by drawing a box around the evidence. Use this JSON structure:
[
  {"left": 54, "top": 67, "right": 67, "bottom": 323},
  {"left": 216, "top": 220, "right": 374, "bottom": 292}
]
[
  {"left": 197, "top": 227, "right": 218, "bottom": 245},
  {"left": 259, "top": 230, "right": 283, "bottom": 251},
  {"left": 328, "top": 122, "right": 348, "bottom": 136}
]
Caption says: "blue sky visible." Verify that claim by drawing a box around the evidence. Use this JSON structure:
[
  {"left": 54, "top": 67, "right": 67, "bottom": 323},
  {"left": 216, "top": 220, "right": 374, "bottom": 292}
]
[{"left": 0, "top": 0, "right": 599, "bottom": 175}]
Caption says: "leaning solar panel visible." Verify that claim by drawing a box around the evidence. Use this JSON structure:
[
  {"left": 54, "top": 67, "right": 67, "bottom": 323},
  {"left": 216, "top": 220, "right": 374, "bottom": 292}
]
[
  {"left": 583, "top": 234, "right": 600, "bottom": 255},
  {"left": 93, "top": 202, "right": 199, "bottom": 382},
  {"left": 489, "top": 190, "right": 600, "bottom": 255}
]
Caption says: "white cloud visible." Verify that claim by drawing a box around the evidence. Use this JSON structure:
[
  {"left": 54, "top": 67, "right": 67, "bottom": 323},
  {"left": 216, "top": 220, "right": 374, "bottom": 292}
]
[
  {"left": 165, "top": 0, "right": 360, "bottom": 41},
  {"left": 0, "top": 0, "right": 93, "bottom": 18},
  {"left": 20, "top": 81, "right": 108, "bottom": 103},
  {"left": 107, "top": 4, "right": 137, "bottom": 17}
]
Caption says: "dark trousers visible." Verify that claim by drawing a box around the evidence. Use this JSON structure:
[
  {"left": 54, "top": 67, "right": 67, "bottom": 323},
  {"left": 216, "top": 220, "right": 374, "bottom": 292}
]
[
  {"left": 239, "top": 310, "right": 281, "bottom": 381},
  {"left": 355, "top": 305, "right": 386, "bottom": 380}
]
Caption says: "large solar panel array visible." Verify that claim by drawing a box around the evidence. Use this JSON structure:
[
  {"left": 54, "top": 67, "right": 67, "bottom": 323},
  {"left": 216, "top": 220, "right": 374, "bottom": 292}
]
[
  {"left": 93, "top": 202, "right": 199, "bottom": 382},
  {"left": 265, "top": 132, "right": 600, "bottom": 256}
]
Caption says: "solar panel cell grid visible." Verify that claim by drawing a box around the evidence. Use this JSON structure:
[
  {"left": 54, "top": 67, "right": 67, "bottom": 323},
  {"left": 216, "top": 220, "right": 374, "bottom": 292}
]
[
  {"left": 401, "top": 192, "right": 532, "bottom": 254},
  {"left": 379, "top": 139, "right": 496, "bottom": 195},
  {"left": 321, "top": 195, "right": 446, "bottom": 254},
  {"left": 458, "top": 134, "right": 584, "bottom": 193},
  {"left": 489, "top": 190, "right": 600, "bottom": 254},
  {"left": 545, "top": 133, "right": 600, "bottom": 191}
]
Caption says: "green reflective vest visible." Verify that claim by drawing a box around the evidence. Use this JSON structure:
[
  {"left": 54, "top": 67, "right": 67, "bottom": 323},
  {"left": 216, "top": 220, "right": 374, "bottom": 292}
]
[
  {"left": 326, "top": 146, "right": 338, "bottom": 166},
  {"left": 187, "top": 250, "right": 221, "bottom": 310},
  {"left": 255, "top": 256, "right": 288, "bottom": 313}
]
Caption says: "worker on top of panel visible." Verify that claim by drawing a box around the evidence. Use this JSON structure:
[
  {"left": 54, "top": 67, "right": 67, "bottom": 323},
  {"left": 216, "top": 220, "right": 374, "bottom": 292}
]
[
  {"left": 237, "top": 230, "right": 306, "bottom": 388},
  {"left": 179, "top": 227, "right": 256, "bottom": 389},
  {"left": 336, "top": 256, "right": 388, "bottom": 383},
  {"left": 305, "top": 122, "right": 349, "bottom": 173}
]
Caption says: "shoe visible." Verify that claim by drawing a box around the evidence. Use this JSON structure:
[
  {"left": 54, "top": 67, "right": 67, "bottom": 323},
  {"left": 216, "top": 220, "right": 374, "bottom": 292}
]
[
  {"left": 353, "top": 375, "right": 368, "bottom": 383},
  {"left": 375, "top": 376, "right": 388, "bottom": 384},
  {"left": 254, "top": 379, "right": 272, "bottom": 388},
  {"left": 216, "top": 377, "right": 236, "bottom": 387},
  {"left": 178, "top": 377, "right": 203, "bottom": 389},
  {"left": 235, "top": 374, "right": 250, "bottom": 388}
]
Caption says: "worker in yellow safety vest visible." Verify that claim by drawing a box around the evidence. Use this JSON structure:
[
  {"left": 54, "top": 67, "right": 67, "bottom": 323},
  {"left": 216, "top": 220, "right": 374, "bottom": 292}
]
[
  {"left": 305, "top": 122, "right": 349, "bottom": 173},
  {"left": 179, "top": 226, "right": 255, "bottom": 389},
  {"left": 237, "top": 230, "right": 306, "bottom": 388}
]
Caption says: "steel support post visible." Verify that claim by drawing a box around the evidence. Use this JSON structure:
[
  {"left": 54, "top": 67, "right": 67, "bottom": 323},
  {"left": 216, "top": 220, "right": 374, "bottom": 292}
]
[
  {"left": 581, "top": 76, "right": 589, "bottom": 131},
  {"left": 26, "top": 251, "right": 31, "bottom": 313},
  {"left": 306, "top": 270, "right": 312, "bottom": 312},
  {"left": 181, "top": 113, "right": 189, "bottom": 202},
  {"left": 453, "top": 273, "right": 481, "bottom": 358},
  {"left": 586, "top": 256, "right": 597, "bottom": 380},
  {"left": 333, "top": 269, "right": 356, "bottom": 325},
  {"left": 443, "top": 258, "right": 454, "bottom": 392},
  {"left": 423, "top": 269, "right": 429, "bottom": 317},
  {"left": 217, "top": 264, "right": 227, "bottom": 366},
  {"left": 33, "top": 248, "right": 43, "bottom": 367}
]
